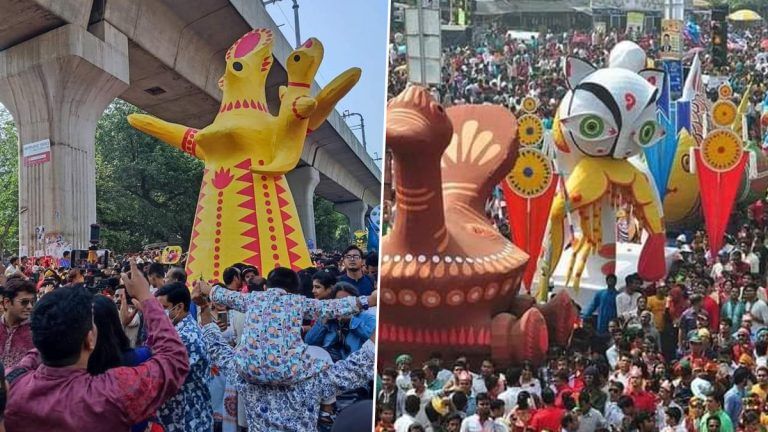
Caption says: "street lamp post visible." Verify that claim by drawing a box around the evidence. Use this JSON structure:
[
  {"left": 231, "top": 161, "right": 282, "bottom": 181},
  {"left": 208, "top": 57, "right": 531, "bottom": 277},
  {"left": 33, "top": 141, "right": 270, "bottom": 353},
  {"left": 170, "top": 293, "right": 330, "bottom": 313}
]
[
  {"left": 342, "top": 110, "right": 367, "bottom": 151},
  {"left": 263, "top": 0, "right": 302, "bottom": 47}
]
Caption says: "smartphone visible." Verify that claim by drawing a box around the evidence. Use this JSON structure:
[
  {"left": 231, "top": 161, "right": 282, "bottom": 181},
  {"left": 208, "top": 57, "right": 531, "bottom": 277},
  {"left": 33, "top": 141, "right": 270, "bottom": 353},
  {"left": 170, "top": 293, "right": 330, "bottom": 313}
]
[{"left": 217, "top": 311, "right": 228, "bottom": 324}]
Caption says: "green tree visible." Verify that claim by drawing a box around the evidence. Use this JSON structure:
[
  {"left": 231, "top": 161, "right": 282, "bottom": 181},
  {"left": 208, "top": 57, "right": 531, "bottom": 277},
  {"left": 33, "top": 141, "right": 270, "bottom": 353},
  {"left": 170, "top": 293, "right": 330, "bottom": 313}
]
[
  {"left": 314, "top": 196, "right": 351, "bottom": 252},
  {"left": 95, "top": 100, "right": 204, "bottom": 252},
  {"left": 0, "top": 110, "right": 18, "bottom": 259}
]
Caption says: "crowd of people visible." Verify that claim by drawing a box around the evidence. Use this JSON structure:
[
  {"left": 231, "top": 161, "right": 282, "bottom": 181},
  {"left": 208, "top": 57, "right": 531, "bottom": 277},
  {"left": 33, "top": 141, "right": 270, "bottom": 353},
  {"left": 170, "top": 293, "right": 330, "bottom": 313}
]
[
  {"left": 0, "top": 244, "right": 379, "bottom": 432},
  {"left": 380, "top": 11, "right": 768, "bottom": 432},
  {"left": 388, "top": 20, "right": 768, "bottom": 144}
]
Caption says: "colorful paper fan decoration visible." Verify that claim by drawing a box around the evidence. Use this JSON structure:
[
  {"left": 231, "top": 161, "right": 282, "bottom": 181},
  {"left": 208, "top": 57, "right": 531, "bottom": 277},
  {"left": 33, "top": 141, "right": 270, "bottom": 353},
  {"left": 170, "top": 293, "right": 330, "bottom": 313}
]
[
  {"left": 502, "top": 148, "right": 558, "bottom": 292},
  {"left": 521, "top": 96, "right": 539, "bottom": 114},
  {"left": 506, "top": 148, "right": 554, "bottom": 197},
  {"left": 700, "top": 129, "right": 743, "bottom": 172},
  {"left": 518, "top": 114, "right": 545, "bottom": 146},
  {"left": 711, "top": 100, "right": 738, "bottom": 128}
]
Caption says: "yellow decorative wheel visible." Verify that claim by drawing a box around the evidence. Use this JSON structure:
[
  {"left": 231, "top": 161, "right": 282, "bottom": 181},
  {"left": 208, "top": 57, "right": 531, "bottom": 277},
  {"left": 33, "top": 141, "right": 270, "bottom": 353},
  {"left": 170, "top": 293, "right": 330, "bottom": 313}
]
[
  {"left": 700, "top": 129, "right": 743, "bottom": 172},
  {"left": 718, "top": 83, "right": 733, "bottom": 99},
  {"left": 711, "top": 100, "right": 737, "bottom": 128},
  {"left": 518, "top": 114, "right": 544, "bottom": 146},
  {"left": 505, "top": 148, "right": 554, "bottom": 198},
  {"left": 521, "top": 96, "right": 539, "bottom": 113}
]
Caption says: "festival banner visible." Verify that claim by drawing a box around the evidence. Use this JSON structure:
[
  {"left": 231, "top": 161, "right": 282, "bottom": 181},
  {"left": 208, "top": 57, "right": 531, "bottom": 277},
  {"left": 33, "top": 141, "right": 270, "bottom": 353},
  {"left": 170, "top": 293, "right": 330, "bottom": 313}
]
[
  {"left": 663, "top": 59, "right": 683, "bottom": 95},
  {"left": 644, "top": 70, "right": 677, "bottom": 204},
  {"left": 627, "top": 12, "right": 645, "bottom": 34},
  {"left": 502, "top": 148, "right": 558, "bottom": 292},
  {"left": 660, "top": 19, "right": 683, "bottom": 60}
]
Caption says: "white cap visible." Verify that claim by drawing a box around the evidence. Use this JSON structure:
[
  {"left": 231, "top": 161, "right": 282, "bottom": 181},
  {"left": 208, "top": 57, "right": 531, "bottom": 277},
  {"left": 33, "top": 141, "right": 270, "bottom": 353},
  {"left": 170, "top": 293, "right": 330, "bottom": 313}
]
[{"left": 676, "top": 234, "right": 687, "bottom": 243}]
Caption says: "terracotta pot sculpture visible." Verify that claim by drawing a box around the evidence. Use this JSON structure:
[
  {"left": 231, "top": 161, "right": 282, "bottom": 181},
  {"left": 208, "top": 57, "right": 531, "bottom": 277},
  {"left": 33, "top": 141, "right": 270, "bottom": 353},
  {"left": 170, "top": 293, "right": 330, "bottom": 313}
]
[{"left": 379, "top": 86, "right": 578, "bottom": 366}]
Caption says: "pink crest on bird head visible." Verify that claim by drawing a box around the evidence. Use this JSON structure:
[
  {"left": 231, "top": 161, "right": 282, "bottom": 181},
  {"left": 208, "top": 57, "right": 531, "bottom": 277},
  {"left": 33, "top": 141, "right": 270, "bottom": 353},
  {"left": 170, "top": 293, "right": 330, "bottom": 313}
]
[
  {"left": 625, "top": 93, "right": 636, "bottom": 111},
  {"left": 234, "top": 30, "right": 265, "bottom": 59},
  {"left": 303, "top": 39, "right": 313, "bottom": 48}
]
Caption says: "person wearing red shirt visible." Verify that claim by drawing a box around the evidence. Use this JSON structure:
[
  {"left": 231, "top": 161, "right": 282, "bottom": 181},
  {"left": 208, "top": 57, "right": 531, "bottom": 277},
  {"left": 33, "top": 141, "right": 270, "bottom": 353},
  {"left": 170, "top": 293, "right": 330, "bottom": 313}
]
[
  {"left": 552, "top": 370, "right": 573, "bottom": 408},
  {"left": 625, "top": 368, "right": 656, "bottom": 413},
  {"left": 0, "top": 277, "right": 36, "bottom": 368},
  {"left": 529, "top": 388, "right": 565, "bottom": 432},
  {"left": 700, "top": 278, "right": 721, "bottom": 333}
]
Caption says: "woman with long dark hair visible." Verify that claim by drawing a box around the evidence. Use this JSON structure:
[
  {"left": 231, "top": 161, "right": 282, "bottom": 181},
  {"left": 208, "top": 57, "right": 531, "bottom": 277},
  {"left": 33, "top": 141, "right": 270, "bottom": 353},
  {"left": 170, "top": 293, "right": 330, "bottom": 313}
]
[{"left": 88, "top": 295, "right": 151, "bottom": 375}]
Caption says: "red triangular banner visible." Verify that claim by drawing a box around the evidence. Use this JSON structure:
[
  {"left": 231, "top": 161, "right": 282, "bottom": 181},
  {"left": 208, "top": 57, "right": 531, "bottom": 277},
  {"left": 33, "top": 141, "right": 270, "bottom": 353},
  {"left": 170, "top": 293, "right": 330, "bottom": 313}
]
[
  {"left": 694, "top": 150, "right": 747, "bottom": 258},
  {"left": 275, "top": 182, "right": 287, "bottom": 195},
  {"left": 280, "top": 210, "right": 293, "bottom": 222},
  {"left": 237, "top": 171, "right": 254, "bottom": 183},
  {"left": 285, "top": 237, "right": 299, "bottom": 250},
  {"left": 277, "top": 195, "right": 290, "bottom": 208},
  {"left": 241, "top": 226, "right": 260, "bottom": 239},
  {"left": 283, "top": 223, "right": 295, "bottom": 236},
  {"left": 501, "top": 174, "right": 559, "bottom": 292},
  {"left": 239, "top": 198, "right": 256, "bottom": 210}
]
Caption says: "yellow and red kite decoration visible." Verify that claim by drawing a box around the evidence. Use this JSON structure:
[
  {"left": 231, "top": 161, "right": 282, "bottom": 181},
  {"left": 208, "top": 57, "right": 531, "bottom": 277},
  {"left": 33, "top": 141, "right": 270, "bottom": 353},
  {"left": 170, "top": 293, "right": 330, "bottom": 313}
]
[
  {"left": 161, "top": 246, "right": 183, "bottom": 265},
  {"left": 694, "top": 128, "right": 747, "bottom": 256},
  {"left": 503, "top": 148, "right": 558, "bottom": 292}
]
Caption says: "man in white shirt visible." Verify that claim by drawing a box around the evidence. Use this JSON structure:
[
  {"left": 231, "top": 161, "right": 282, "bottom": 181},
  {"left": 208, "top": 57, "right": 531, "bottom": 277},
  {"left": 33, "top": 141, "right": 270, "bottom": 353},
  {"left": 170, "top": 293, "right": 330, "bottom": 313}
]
[
  {"left": 4, "top": 256, "right": 20, "bottom": 277},
  {"left": 711, "top": 252, "right": 728, "bottom": 280},
  {"left": 576, "top": 391, "right": 607, "bottom": 432},
  {"left": 407, "top": 369, "right": 436, "bottom": 431},
  {"left": 745, "top": 284, "right": 768, "bottom": 333},
  {"left": 396, "top": 395, "right": 421, "bottom": 432},
  {"left": 460, "top": 393, "right": 505, "bottom": 432},
  {"left": 498, "top": 369, "right": 524, "bottom": 416},
  {"left": 616, "top": 274, "right": 642, "bottom": 322}
]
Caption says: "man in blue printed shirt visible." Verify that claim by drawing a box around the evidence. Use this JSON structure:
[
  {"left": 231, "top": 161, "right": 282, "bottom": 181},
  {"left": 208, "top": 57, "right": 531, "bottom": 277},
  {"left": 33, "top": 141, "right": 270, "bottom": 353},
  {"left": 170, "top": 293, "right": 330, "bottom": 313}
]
[
  {"left": 155, "top": 282, "right": 213, "bottom": 432},
  {"left": 194, "top": 281, "right": 376, "bottom": 432},
  {"left": 581, "top": 273, "right": 619, "bottom": 335}
]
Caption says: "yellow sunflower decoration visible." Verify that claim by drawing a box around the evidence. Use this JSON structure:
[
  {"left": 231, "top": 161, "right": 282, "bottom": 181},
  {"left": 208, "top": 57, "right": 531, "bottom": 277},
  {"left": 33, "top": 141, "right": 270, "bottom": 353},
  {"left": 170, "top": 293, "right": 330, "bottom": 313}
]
[
  {"left": 521, "top": 96, "right": 539, "bottom": 114},
  {"left": 701, "top": 129, "right": 744, "bottom": 172},
  {"left": 718, "top": 83, "right": 733, "bottom": 99},
  {"left": 711, "top": 100, "right": 738, "bottom": 128},
  {"left": 505, "top": 148, "right": 553, "bottom": 198},
  {"left": 518, "top": 114, "right": 545, "bottom": 146}
]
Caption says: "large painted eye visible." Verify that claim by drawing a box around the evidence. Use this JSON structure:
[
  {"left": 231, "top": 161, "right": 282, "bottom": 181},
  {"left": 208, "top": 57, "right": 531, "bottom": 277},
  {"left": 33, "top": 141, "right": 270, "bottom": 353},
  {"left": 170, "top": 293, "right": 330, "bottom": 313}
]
[
  {"left": 638, "top": 121, "right": 656, "bottom": 146},
  {"left": 579, "top": 115, "right": 604, "bottom": 139},
  {"left": 232, "top": 61, "right": 244, "bottom": 71}
]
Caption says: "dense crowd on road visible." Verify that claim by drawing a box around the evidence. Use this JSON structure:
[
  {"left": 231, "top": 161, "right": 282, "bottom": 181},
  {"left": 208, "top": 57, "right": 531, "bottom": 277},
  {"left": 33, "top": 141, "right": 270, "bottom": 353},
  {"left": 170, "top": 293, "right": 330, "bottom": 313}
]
[
  {"left": 382, "top": 15, "right": 768, "bottom": 432},
  {"left": 0, "top": 245, "right": 379, "bottom": 432},
  {"left": 388, "top": 22, "right": 768, "bottom": 144}
]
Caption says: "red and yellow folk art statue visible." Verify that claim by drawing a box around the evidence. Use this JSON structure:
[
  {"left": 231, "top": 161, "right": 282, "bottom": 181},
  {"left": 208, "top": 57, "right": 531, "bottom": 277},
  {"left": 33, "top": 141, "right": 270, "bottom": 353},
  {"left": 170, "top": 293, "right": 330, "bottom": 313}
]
[{"left": 128, "top": 29, "right": 360, "bottom": 282}]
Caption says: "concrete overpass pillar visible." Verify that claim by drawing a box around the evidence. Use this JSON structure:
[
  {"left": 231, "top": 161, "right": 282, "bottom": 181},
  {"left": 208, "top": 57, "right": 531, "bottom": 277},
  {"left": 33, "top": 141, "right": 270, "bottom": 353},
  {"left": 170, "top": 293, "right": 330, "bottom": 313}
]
[
  {"left": 0, "top": 23, "right": 129, "bottom": 254},
  {"left": 334, "top": 200, "right": 368, "bottom": 238},
  {"left": 286, "top": 166, "right": 320, "bottom": 250}
]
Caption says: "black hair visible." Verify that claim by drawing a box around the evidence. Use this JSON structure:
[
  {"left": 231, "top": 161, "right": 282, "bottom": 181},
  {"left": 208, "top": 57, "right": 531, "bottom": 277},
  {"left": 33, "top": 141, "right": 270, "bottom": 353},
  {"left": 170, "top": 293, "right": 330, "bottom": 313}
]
[
  {"left": 617, "top": 395, "right": 634, "bottom": 409},
  {"left": 147, "top": 262, "right": 165, "bottom": 279},
  {"left": 312, "top": 271, "right": 337, "bottom": 289},
  {"left": 8, "top": 257, "right": 17, "bottom": 266},
  {"left": 404, "top": 395, "right": 420, "bottom": 416},
  {"left": 541, "top": 388, "right": 555, "bottom": 405},
  {"left": 266, "top": 267, "right": 300, "bottom": 294},
  {"left": 665, "top": 406, "right": 682, "bottom": 423},
  {"left": 365, "top": 252, "right": 378, "bottom": 267},
  {"left": 707, "top": 416, "right": 721, "bottom": 427},
  {"left": 331, "top": 281, "right": 359, "bottom": 298},
  {"left": 223, "top": 266, "right": 241, "bottom": 286},
  {"left": 451, "top": 391, "right": 468, "bottom": 411},
  {"left": 242, "top": 266, "right": 259, "bottom": 277},
  {"left": 734, "top": 366, "right": 752, "bottom": 386},
  {"left": 475, "top": 392, "right": 490, "bottom": 403},
  {"left": 380, "top": 367, "right": 397, "bottom": 379},
  {"left": 343, "top": 245, "right": 364, "bottom": 257},
  {"left": 88, "top": 295, "right": 132, "bottom": 375},
  {"left": 423, "top": 361, "right": 440, "bottom": 377},
  {"left": 490, "top": 398, "right": 504, "bottom": 411},
  {"left": 517, "top": 391, "right": 531, "bottom": 410},
  {"left": 410, "top": 368, "right": 426, "bottom": 381},
  {"left": 155, "top": 281, "right": 191, "bottom": 312},
  {"left": 166, "top": 267, "right": 187, "bottom": 284},
  {"left": 3, "top": 276, "right": 36, "bottom": 301},
  {"left": 31, "top": 285, "right": 94, "bottom": 367}
]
